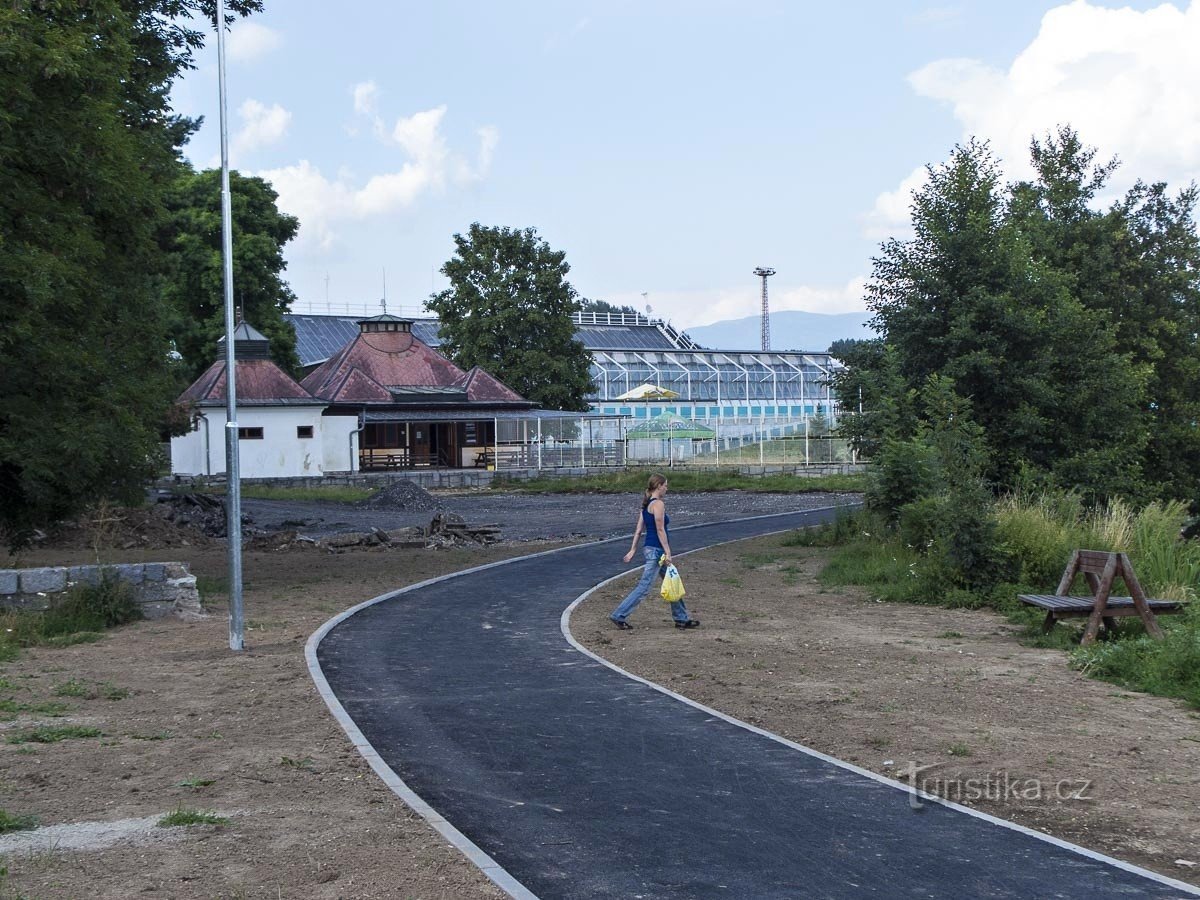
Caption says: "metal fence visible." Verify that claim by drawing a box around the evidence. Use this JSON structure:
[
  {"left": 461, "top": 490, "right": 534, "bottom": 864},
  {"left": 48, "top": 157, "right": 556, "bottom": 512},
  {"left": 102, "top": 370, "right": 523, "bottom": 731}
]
[{"left": 487, "top": 415, "right": 855, "bottom": 470}]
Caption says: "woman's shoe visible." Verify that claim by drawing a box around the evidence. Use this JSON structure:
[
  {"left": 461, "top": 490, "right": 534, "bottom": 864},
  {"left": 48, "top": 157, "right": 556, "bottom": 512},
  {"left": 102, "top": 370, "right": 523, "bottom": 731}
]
[
  {"left": 612, "top": 619, "right": 634, "bottom": 630},
  {"left": 675, "top": 620, "right": 700, "bottom": 629}
]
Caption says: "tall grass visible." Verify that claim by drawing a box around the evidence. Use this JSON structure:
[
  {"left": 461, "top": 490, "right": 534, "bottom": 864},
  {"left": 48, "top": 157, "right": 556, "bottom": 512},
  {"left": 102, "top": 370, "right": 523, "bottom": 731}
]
[
  {"left": 0, "top": 575, "right": 141, "bottom": 661},
  {"left": 996, "top": 493, "right": 1200, "bottom": 599},
  {"left": 1073, "top": 603, "right": 1200, "bottom": 707}
]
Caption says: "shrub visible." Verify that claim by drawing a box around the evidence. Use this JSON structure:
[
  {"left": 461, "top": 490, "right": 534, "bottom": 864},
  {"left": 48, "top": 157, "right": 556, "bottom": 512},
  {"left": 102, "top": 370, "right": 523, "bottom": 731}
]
[
  {"left": 865, "top": 438, "right": 937, "bottom": 524},
  {"left": 1073, "top": 605, "right": 1200, "bottom": 707},
  {"left": 995, "top": 493, "right": 1079, "bottom": 589},
  {"left": 781, "top": 509, "right": 874, "bottom": 547}
]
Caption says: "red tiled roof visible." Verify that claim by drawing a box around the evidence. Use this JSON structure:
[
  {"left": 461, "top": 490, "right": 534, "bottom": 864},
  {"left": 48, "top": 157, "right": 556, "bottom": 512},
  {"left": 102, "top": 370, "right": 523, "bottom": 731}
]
[
  {"left": 302, "top": 329, "right": 489, "bottom": 403},
  {"left": 178, "top": 359, "right": 315, "bottom": 403},
  {"left": 459, "top": 366, "right": 527, "bottom": 403}
]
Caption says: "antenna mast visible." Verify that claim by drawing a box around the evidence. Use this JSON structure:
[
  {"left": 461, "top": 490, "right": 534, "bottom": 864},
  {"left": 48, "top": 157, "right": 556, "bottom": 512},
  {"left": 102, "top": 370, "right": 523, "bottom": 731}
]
[{"left": 754, "top": 267, "right": 776, "bottom": 351}]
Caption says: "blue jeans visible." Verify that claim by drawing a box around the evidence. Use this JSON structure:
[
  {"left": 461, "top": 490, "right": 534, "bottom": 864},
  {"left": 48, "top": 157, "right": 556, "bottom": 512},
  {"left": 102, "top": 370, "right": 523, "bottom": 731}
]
[{"left": 611, "top": 546, "right": 690, "bottom": 623}]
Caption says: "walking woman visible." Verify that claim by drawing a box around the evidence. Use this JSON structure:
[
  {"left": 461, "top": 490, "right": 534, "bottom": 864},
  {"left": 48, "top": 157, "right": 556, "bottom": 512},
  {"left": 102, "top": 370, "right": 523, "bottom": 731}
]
[{"left": 610, "top": 473, "right": 700, "bottom": 630}]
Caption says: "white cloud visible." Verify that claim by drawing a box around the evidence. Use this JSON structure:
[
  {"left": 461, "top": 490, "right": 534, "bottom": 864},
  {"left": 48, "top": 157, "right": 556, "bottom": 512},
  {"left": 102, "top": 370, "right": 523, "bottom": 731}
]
[
  {"left": 257, "top": 105, "right": 499, "bottom": 249},
  {"left": 862, "top": 166, "right": 928, "bottom": 240},
  {"left": 232, "top": 99, "right": 291, "bottom": 160},
  {"left": 352, "top": 81, "right": 379, "bottom": 117},
  {"left": 607, "top": 277, "right": 868, "bottom": 330},
  {"left": 868, "top": 0, "right": 1200, "bottom": 238},
  {"left": 227, "top": 22, "right": 282, "bottom": 63}
]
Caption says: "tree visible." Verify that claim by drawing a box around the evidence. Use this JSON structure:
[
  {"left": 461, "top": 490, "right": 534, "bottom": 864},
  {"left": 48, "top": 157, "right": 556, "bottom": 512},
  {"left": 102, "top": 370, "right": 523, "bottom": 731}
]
[
  {"left": 428, "top": 224, "right": 595, "bottom": 410},
  {"left": 162, "top": 167, "right": 300, "bottom": 379},
  {"left": 1010, "top": 126, "right": 1200, "bottom": 502},
  {"left": 580, "top": 298, "right": 639, "bottom": 317},
  {"left": 0, "top": 0, "right": 261, "bottom": 545},
  {"left": 839, "top": 138, "right": 1146, "bottom": 499}
]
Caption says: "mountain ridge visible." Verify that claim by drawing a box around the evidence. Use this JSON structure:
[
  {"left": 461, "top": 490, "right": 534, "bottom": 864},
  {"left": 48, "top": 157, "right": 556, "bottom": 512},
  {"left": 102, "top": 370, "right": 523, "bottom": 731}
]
[{"left": 681, "top": 310, "right": 874, "bottom": 353}]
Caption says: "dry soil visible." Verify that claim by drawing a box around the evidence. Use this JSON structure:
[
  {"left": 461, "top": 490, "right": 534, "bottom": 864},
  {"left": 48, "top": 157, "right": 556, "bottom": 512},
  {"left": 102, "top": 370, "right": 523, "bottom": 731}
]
[{"left": 2, "top": 503, "right": 1198, "bottom": 898}]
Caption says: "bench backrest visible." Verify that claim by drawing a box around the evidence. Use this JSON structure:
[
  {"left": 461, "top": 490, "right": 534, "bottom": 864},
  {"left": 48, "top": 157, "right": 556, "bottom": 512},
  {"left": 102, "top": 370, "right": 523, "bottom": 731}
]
[{"left": 1075, "top": 550, "right": 1119, "bottom": 575}]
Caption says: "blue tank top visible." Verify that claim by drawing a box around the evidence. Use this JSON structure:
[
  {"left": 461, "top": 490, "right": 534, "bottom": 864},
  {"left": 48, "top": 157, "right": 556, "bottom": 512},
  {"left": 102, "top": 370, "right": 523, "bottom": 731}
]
[{"left": 642, "top": 498, "right": 669, "bottom": 549}]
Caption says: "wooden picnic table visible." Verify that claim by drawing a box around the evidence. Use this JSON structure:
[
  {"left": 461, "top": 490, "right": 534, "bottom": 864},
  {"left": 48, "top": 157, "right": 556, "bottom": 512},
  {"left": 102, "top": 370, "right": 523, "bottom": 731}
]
[{"left": 1018, "top": 550, "right": 1184, "bottom": 645}]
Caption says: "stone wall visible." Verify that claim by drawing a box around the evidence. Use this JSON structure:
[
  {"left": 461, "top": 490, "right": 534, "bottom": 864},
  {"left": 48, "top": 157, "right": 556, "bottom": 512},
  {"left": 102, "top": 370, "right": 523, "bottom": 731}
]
[{"left": 0, "top": 562, "right": 203, "bottom": 620}]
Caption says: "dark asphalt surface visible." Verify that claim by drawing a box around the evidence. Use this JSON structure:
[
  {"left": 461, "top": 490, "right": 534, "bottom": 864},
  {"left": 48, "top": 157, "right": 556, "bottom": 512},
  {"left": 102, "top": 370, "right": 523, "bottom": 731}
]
[
  {"left": 314, "top": 507, "right": 1196, "bottom": 899},
  {"left": 243, "top": 490, "right": 843, "bottom": 541}
]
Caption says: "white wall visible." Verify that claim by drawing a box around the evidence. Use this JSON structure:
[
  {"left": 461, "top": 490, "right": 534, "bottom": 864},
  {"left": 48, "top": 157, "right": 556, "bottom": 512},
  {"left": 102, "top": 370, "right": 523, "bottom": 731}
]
[
  {"left": 171, "top": 406, "right": 332, "bottom": 478},
  {"left": 321, "top": 414, "right": 359, "bottom": 473}
]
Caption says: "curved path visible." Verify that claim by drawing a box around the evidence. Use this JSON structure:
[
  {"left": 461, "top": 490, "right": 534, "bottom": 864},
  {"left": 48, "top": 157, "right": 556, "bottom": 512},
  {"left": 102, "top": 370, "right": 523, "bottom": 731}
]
[{"left": 308, "top": 509, "right": 1199, "bottom": 899}]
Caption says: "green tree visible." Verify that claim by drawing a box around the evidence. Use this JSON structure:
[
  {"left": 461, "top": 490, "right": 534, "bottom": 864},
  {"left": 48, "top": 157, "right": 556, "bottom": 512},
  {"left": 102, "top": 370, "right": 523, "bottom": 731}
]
[
  {"left": 0, "top": 0, "right": 261, "bottom": 545},
  {"left": 428, "top": 224, "right": 595, "bottom": 410},
  {"left": 1010, "top": 126, "right": 1198, "bottom": 502},
  {"left": 841, "top": 139, "right": 1145, "bottom": 499},
  {"left": 580, "top": 298, "right": 639, "bottom": 317},
  {"left": 163, "top": 167, "right": 300, "bottom": 378}
]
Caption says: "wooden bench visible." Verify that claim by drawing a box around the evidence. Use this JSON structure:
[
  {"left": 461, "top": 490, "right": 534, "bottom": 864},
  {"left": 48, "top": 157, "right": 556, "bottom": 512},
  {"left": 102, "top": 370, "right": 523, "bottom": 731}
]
[{"left": 1018, "top": 550, "right": 1184, "bottom": 645}]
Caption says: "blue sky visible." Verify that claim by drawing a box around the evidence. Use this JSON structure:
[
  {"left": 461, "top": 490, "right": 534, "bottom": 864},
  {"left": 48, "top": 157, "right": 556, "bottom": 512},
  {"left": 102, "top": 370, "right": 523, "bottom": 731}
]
[{"left": 173, "top": 1, "right": 1199, "bottom": 330}]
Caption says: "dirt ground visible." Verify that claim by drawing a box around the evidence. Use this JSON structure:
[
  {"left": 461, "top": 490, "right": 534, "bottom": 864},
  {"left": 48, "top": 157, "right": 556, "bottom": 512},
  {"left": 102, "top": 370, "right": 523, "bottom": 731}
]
[
  {"left": 572, "top": 535, "right": 1200, "bottom": 889},
  {"left": 2, "top": 506, "right": 1198, "bottom": 897}
]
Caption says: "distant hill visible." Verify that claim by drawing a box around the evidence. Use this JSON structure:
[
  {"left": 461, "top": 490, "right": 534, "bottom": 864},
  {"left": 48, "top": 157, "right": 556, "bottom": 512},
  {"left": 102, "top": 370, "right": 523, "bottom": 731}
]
[{"left": 682, "top": 310, "right": 874, "bottom": 353}]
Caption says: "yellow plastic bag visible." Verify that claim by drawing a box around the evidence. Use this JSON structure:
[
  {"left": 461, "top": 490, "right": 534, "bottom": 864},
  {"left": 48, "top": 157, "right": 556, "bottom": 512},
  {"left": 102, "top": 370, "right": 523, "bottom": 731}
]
[{"left": 660, "top": 564, "right": 686, "bottom": 602}]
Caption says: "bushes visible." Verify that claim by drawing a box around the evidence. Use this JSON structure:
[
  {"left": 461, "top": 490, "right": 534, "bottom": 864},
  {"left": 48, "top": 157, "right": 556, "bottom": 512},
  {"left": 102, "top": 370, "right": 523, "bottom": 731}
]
[
  {"left": 1074, "top": 605, "right": 1200, "bottom": 707},
  {"left": 0, "top": 574, "right": 141, "bottom": 659}
]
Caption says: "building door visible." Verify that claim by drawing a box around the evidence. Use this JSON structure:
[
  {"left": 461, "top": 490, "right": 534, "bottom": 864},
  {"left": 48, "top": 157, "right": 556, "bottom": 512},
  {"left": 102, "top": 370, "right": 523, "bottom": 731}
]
[{"left": 412, "top": 423, "right": 431, "bottom": 464}]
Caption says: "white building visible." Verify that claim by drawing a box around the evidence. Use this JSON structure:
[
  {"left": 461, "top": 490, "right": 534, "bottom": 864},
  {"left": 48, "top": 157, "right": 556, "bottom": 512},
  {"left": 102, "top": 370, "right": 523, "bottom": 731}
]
[{"left": 170, "top": 323, "right": 357, "bottom": 478}]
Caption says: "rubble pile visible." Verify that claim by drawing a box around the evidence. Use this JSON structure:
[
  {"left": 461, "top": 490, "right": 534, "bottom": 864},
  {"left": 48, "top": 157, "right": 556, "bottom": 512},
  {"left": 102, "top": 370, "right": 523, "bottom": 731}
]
[
  {"left": 153, "top": 492, "right": 253, "bottom": 538},
  {"left": 282, "top": 512, "right": 502, "bottom": 553},
  {"left": 424, "top": 511, "right": 501, "bottom": 549},
  {"left": 358, "top": 481, "right": 442, "bottom": 512}
]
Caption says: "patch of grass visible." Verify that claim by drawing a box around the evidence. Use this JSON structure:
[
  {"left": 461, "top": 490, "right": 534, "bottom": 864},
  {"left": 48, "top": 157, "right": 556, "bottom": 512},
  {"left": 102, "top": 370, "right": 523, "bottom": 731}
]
[
  {"left": 42, "top": 631, "right": 104, "bottom": 647},
  {"left": 781, "top": 509, "right": 871, "bottom": 547},
  {"left": 177, "top": 777, "right": 216, "bottom": 790},
  {"left": 100, "top": 682, "right": 131, "bottom": 700},
  {"left": 158, "top": 807, "right": 229, "bottom": 827},
  {"left": 279, "top": 755, "right": 314, "bottom": 770},
  {"left": 947, "top": 742, "right": 971, "bottom": 757},
  {"left": 53, "top": 679, "right": 92, "bottom": 698},
  {"left": 496, "top": 469, "right": 865, "bottom": 495},
  {"left": 195, "top": 575, "right": 228, "bottom": 601},
  {"left": 937, "top": 631, "right": 964, "bottom": 639},
  {"left": 0, "top": 574, "right": 141, "bottom": 662},
  {"left": 0, "top": 699, "right": 70, "bottom": 719},
  {"left": 0, "top": 809, "right": 38, "bottom": 834},
  {"left": 129, "top": 730, "right": 173, "bottom": 741},
  {"left": 1072, "top": 608, "right": 1200, "bottom": 707},
  {"left": 181, "top": 483, "right": 377, "bottom": 503},
  {"left": 5, "top": 725, "right": 101, "bottom": 744}
]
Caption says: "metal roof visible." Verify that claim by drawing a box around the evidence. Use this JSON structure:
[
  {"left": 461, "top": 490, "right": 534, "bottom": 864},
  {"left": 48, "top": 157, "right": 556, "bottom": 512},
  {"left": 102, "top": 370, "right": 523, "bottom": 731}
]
[
  {"left": 362, "top": 409, "right": 619, "bottom": 423},
  {"left": 285, "top": 314, "right": 689, "bottom": 367}
]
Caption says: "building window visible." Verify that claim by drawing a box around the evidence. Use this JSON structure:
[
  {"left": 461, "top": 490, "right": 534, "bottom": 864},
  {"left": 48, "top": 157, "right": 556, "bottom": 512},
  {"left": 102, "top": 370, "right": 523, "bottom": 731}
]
[
  {"left": 238, "top": 427, "right": 263, "bottom": 440},
  {"left": 297, "top": 425, "right": 314, "bottom": 439}
]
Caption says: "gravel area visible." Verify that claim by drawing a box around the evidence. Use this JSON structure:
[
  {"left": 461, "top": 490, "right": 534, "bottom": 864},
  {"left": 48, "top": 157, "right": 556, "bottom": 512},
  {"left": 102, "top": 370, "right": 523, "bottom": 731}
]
[{"left": 239, "top": 490, "right": 855, "bottom": 541}]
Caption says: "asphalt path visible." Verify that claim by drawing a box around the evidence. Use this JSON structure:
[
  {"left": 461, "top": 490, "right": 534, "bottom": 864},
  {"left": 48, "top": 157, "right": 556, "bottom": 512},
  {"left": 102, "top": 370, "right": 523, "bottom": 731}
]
[{"left": 310, "top": 507, "right": 1199, "bottom": 899}]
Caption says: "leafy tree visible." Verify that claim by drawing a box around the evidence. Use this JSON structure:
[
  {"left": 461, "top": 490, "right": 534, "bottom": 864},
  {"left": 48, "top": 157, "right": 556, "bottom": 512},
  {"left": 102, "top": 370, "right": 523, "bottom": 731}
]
[
  {"left": 428, "top": 224, "right": 595, "bottom": 410},
  {"left": 840, "top": 138, "right": 1146, "bottom": 499},
  {"left": 162, "top": 167, "right": 300, "bottom": 378},
  {"left": 580, "top": 298, "right": 639, "bottom": 317},
  {"left": 0, "top": 0, "right": 261, "bottom": 545},
  {"left": 1009, "top": 126, "right": 1200, "bottom": 502}
]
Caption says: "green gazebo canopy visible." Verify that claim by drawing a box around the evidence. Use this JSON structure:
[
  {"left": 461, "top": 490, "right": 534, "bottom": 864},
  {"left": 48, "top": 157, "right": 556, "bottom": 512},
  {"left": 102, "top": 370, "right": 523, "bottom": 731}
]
[{"left": 626, "top": 413, "right": 716, "bottom": 440}]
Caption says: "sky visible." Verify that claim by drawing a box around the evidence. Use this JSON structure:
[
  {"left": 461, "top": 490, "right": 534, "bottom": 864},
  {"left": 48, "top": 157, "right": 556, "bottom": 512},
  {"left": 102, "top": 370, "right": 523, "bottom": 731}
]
[{"left": 172, "top": 1, "right": 1200, "bottom": 331}]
